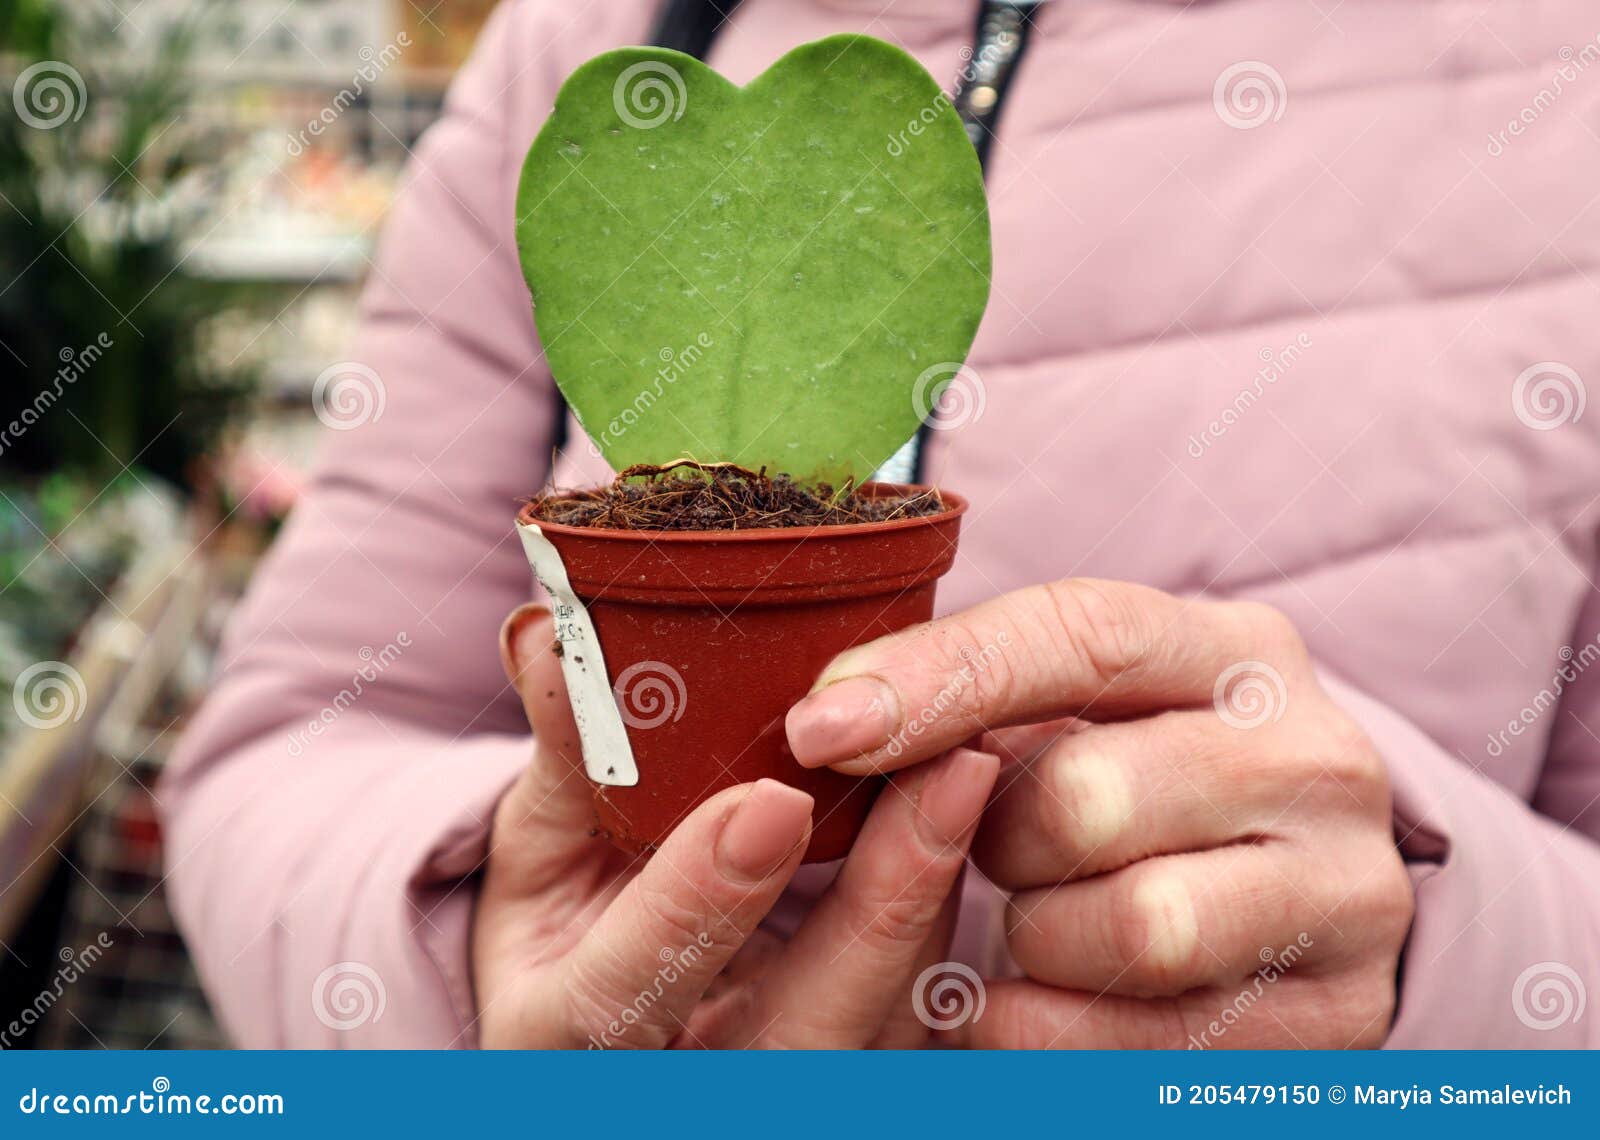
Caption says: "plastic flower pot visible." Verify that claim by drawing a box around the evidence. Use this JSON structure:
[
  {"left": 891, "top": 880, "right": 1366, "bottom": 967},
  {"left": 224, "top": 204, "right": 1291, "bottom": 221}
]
[{"left": 516, "top": 484, "right": 967, "bottom": 863}]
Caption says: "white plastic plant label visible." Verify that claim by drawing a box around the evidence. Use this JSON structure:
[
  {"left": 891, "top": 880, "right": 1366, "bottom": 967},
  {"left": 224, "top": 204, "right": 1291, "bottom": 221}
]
[{"left": 516, "top": 522, "right": 639, "bottom": 787}]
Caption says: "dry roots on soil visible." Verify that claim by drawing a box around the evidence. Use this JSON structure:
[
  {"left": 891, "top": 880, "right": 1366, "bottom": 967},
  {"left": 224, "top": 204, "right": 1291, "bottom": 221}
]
[{"left": 525, "top": 460, "right": 944, "bottom": 532}]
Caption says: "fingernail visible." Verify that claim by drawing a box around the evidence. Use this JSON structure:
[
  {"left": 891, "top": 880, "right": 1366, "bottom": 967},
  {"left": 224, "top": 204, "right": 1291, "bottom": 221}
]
[
  {"left": 785, "top": 676, "right": 900, "bottom": 768},
  {"left": 498, "top": 602, "right": 551, "bottom": 680},
  {"left": 916, "top": 748, "right": 1000, "bottom": 851},
  {"left": 715, "top": 779, "right": 813, "bottom": 882}
]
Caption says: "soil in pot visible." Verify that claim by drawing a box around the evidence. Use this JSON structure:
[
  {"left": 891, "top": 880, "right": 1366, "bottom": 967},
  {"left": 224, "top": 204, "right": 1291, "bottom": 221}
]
[
  {"left": 530, "top": 460, "right": 947, "bottom": 530},
  {"left": 518, "top": 462, "right": 966, "bottom": 863}
]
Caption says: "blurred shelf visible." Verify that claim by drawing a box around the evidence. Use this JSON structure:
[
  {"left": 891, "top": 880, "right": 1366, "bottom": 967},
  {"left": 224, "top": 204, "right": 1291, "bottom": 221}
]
[
  {"left": 0, "top": 523, "right": 193, "bottom": 945},
  {"left": 183, "top": 231, "right": 372, "bottom": 282}
]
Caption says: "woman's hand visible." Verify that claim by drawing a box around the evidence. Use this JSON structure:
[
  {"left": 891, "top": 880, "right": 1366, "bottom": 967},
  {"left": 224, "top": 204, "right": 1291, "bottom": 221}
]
[
  {"left": 471, "top": 603, "right": 999, "bottom": 1049},
  {"left": 784, "top": 579, "right": 1415, "bottom": 1049}
]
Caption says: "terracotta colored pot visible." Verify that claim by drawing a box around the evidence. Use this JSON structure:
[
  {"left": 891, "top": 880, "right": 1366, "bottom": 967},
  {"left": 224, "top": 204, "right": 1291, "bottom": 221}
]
[{"left": 515, "top": 484, "right": 966, "bottom": 863}]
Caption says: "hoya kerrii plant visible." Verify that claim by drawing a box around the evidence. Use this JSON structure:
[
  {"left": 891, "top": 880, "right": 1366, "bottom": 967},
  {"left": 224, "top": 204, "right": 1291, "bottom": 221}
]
[{"left": 512, "top": 35, "right": 990, "bottom": 861}]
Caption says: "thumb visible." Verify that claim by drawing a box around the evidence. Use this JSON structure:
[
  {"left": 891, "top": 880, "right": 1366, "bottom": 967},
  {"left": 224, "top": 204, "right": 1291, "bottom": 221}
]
[
  {"left": 499, "top": 601, "right": 580, "bottom": 754},
  {"left": 490, "top": 601, "right": 598, "bottom": 883}
]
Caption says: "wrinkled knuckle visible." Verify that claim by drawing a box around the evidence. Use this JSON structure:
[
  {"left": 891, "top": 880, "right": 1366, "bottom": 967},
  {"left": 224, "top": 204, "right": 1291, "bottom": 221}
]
[
  {"left": 635, "top": 880, "right": 719, "bottom": 950},
  {"left": 561, "top": 960, "right": 641, "bottom": 1046},
  {"left": 1039, "top": 579, "right": 1151, "bottom": 689},
  {"left": 1038, "top": 746, "right": 1123, "bottom": 875},
  {"left": 854, "top": 888, "right": 944, "bottom": 952},
  {"left": 1030, "top": 757, "right": 1084, "bottom": 853},
  {"left": 1107, "top": 883, "right": 1152, "bottom": 978},
  {"left": 1302, "top": 712, "right": 1387, "bottom": 806},
  {"left": 1115, "top": 868, "right": 1204, "bottom": 995},
  {"left": 897, "top": 616, "right": 1019, "bottom": 737},
  {"left": 940, "top": 615, "right": 1022, "bottom": 712}
]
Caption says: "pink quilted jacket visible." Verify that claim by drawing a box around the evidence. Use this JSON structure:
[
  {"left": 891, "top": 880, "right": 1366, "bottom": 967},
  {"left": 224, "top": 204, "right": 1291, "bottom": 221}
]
[{"left": 166, "top": 0, "right": 1600, "bottom": 1046}]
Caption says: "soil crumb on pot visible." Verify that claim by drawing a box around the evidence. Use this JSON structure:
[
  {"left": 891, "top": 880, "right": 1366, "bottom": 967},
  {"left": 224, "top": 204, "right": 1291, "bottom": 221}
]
[{"left": 526, "top": 460, "right": 946, "bottom": 532}]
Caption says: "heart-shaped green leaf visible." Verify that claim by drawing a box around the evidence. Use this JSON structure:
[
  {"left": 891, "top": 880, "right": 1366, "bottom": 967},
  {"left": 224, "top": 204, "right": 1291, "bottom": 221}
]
[{"left": 516, "top": 34, "right": 990, "bottom": 482}]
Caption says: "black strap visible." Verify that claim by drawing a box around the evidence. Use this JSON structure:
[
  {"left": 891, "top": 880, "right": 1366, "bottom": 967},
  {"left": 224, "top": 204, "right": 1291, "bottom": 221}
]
[
  {"left": 548, "top": 0, "right": 1039, "bottom": 482},
  {"left": 911, "top": 0, "right": 1040, "bottom": 479},
  {"left": 954, "top": 1, "right": 1041, "bottom": 170},
  {"left": 648, "top": 0, "right": 744, "bottom": 57}
]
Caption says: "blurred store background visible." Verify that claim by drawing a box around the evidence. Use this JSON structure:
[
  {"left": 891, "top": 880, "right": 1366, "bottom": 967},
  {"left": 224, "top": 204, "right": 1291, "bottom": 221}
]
[{"left": 0, "top": 0, "right": 496, "bottom": 1048}]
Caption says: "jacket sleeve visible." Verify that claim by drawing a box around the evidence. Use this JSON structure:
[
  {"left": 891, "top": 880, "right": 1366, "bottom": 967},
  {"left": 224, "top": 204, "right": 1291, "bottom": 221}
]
[
  {"left": 1317, "top": 671, "right": 1600, "bottom": 1047},
  {"left": 163, "top": 0, "right": 578, "bottom": 1047}
]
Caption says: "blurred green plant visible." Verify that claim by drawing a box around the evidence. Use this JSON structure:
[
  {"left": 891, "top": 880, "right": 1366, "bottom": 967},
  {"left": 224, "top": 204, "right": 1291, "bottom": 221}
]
[
  {"left": 1, "top": 0, "right": 261, "bottom": 490},
  {"left": 0, "top": 474, "right": 161, "bottom": 688}
]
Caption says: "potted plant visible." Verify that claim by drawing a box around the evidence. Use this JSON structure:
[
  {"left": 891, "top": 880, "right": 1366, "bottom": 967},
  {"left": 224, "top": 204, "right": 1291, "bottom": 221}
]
[{"left": 513, "top": 35, "right": 989, "bottom": 862}]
